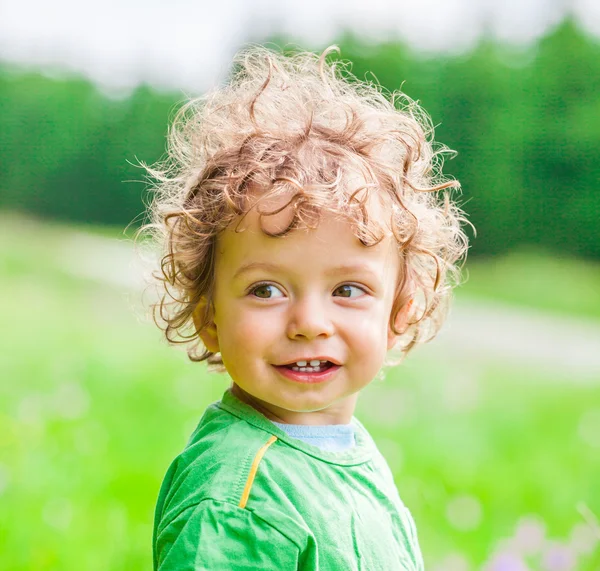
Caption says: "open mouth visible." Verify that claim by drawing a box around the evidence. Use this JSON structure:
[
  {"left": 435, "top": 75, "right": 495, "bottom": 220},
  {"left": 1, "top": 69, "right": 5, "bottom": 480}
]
[
  {"left": 281, "top": 360, "right": 335, "bottom": 373},
  {"left": 273, "top": 360, "right": 340, "bottom": 383}
]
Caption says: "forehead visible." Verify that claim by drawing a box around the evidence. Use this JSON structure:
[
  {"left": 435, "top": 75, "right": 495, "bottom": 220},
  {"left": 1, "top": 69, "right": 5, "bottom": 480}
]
[{"left": 215, "top": 197, "right": 399, "bottom": 280}]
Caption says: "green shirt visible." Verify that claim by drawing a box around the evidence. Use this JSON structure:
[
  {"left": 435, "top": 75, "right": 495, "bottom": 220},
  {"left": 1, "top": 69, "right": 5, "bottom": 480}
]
[{"left": 153, "top": 389, "right": 424, "bottom": 570}]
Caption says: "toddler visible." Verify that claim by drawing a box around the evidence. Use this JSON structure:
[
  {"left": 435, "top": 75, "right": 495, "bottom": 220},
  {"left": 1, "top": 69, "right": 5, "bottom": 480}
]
[{"left": 147, "top": 45, "right": 469, "bottom": 570}]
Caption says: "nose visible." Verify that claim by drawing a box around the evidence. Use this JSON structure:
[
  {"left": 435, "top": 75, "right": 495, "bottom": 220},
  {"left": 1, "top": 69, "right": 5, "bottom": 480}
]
[{"left": 286, "top": 294, "right": 335, "bottom": 341}]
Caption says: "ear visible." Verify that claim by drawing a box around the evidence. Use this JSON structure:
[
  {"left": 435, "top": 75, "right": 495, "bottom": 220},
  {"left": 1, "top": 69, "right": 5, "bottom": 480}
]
[
  {"left": 387, "top": 298, "right": 413, "bottom": 350},
  {"left": 192, "top": 298, "right": 220, "bottom": 353}
]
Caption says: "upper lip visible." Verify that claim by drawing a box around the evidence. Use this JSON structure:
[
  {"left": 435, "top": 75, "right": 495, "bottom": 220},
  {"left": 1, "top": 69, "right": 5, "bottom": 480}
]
[{"left": 276, "top": 357, "right": 342, "bottom": 366}]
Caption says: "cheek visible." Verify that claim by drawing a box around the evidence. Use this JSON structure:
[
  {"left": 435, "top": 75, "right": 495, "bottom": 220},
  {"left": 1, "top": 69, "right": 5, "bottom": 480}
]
[
  {"left": 346, "top": 311, "right": 389, "bottom": 356},
  {"left": 217, "top": 308, "right": 281, "bottom": 357},
  {"left": 355, "top": 302, "right": 390, "bottom": 336}
]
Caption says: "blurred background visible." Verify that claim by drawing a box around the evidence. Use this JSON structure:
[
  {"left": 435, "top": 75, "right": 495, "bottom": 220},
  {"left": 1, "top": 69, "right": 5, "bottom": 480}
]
[{"left": 1, "top": 1, "right": 599, "bottom": 569}]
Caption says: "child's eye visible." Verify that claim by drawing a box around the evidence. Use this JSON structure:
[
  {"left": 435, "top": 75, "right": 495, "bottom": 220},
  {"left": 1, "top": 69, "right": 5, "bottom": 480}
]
[
  {"left": 250, "top": 283, "right": 284, "bottom": 299},
  {"left": 333, "top": 284, "right": 365, "bottom": 298}
]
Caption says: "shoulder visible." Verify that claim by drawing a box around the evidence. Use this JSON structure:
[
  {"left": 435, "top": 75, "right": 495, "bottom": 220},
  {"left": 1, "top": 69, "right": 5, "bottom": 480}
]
[
  {"left": 156, "top": 402, "right": 280, "bottom": 515},
  {"left": 153, "top": 406, "right": 314, "bottom": 569}
]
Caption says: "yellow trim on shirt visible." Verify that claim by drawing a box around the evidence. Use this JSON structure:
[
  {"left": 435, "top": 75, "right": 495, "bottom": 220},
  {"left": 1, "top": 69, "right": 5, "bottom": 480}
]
[{"left": 239, "top": 435, "right": 278, "bottom": 509}]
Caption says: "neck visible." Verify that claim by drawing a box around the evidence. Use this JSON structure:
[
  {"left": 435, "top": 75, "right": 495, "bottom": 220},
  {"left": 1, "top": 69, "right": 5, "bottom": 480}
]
[{"left": 230, "top": 383, "right": 357, "bottom": 425}]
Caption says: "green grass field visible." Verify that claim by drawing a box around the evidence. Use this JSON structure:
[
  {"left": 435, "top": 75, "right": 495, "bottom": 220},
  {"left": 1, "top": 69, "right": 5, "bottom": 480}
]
[{"left": 1, "top": 216, "right": 599, "bottom": 570}]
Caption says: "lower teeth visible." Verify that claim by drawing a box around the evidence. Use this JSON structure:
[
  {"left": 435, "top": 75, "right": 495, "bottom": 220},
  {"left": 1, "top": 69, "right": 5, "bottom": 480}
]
[{"left": 291, "top": 366, "right": 324, "bottom": 372}]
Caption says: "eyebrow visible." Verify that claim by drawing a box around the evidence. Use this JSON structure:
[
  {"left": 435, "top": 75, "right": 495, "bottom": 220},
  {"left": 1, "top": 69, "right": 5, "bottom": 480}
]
[
  {"left": 233, "top": 262, "right": 280, "bottom": 279},
  {"left": 232, "top": 262, "right": 380, "bottom": 280}
]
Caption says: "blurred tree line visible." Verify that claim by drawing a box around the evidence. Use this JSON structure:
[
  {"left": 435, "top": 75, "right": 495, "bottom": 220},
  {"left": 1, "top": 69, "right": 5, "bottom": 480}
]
[{"left": 0, "top": 20, "right": 598, "bottom": 258}]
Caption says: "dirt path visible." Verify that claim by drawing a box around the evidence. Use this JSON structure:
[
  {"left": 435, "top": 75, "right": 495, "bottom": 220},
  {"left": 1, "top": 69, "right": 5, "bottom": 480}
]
[{"left": 433, "top": 298, "right": 600, "bottom": 381}]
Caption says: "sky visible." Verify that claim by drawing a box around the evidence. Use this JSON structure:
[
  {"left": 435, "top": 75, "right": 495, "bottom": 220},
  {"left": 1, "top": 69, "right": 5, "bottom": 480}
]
[{"left": 1, "top": 0, "right": 598, "bottom": 93}]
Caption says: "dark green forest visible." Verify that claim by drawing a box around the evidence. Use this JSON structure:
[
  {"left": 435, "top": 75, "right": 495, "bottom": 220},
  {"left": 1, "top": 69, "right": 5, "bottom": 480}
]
[{"left": 1, "top": 20, "right": 599, "bottom": 258}]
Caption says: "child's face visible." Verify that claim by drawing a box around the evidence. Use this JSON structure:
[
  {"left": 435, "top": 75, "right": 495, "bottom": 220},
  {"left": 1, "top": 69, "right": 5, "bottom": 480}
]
[{"left": 198, "top": 199, "right": 409, "bottom": 425}]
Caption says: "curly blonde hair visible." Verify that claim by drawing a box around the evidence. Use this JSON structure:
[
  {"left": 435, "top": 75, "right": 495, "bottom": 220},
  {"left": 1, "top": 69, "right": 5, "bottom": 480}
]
[{"left": 142, "top": 45, "right": 470, "bottom": 370}]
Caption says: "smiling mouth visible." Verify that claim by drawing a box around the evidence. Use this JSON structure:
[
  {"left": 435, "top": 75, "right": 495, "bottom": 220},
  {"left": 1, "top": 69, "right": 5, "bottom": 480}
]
[
  {"left": 273, "top": 361, "right": 341, "bottom": 384},
  {"left": 278, "top": 361, "right": 335, "bottom": 373}
]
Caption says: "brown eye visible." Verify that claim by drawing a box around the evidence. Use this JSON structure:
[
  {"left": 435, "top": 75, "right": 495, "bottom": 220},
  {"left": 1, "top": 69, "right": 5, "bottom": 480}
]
[
  {"left": 251, "top": 284, "right": 284, "bottom": 299},
  {"left": 333, "top": 285, "right": 363, "bottom": 298}
]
